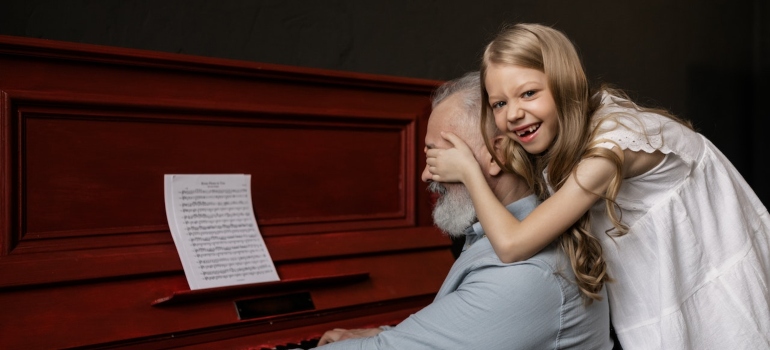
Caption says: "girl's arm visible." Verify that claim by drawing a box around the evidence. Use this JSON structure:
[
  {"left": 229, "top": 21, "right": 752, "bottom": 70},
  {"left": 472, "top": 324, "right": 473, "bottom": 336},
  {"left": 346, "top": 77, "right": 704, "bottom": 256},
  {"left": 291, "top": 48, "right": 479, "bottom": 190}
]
[{"left": 427, "top": 132, "right": 619, "bottom": 263}]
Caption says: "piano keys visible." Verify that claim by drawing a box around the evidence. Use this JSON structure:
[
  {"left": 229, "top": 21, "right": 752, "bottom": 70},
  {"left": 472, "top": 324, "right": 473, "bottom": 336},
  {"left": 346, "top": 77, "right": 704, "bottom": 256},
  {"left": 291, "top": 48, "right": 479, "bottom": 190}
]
[{"left": 259, "top": 338, "right": 319, "bottom": 350}]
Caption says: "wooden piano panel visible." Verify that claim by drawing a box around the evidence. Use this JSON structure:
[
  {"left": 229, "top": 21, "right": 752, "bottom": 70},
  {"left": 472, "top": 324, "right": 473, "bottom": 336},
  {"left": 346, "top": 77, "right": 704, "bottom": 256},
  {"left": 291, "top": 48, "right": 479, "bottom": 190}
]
[
  {"left": 21, "top": 104, "right": 408, "bottom": 237},
  {"left": 0, "top": 35, "right": 451, "bottom": 349}
]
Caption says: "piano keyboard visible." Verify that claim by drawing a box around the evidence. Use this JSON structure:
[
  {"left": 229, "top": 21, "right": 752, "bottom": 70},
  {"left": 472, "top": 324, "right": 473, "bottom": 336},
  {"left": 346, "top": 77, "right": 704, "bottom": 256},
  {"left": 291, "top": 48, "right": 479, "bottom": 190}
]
[{"left": 258, "top": 337, "right": 320, "bottom": 350}]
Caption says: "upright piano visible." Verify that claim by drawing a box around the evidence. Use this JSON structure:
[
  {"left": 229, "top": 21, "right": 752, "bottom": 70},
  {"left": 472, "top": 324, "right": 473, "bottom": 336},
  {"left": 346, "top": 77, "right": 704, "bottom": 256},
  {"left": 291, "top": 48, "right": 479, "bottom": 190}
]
[{"left": 0, "top": 35, "right": 454, "bottom": 349}]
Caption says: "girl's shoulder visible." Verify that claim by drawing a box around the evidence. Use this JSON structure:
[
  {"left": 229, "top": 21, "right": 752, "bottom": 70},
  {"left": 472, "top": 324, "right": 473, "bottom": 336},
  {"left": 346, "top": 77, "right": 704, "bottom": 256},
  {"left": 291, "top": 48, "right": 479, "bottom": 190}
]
[{"left": 589, "top": 94, "right": 701, "bottom": 163}]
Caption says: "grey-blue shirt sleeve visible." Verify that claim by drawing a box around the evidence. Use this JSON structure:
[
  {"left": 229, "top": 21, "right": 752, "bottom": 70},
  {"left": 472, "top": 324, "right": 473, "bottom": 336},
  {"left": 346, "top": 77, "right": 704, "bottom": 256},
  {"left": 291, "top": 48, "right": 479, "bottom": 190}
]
[{"left": 315, "top": 261, "right": 564, "bottom": 350}]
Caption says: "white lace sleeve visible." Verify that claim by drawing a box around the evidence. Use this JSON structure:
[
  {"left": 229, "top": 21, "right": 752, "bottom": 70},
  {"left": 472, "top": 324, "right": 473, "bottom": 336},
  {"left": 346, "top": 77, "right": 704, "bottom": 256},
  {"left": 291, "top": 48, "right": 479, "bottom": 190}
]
[
  {"left": 590, "top": 94, "right": 702, "bottom": 164},
  {"left": 593, "top": 115, "right": 664, "bottom": 153}
]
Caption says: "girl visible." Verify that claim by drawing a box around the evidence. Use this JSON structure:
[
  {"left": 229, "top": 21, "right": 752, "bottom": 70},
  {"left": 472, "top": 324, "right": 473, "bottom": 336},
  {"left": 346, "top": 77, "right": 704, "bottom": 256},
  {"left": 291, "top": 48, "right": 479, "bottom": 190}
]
[{"left": 426, "top": 23, "right": 770, "bottom": 349}]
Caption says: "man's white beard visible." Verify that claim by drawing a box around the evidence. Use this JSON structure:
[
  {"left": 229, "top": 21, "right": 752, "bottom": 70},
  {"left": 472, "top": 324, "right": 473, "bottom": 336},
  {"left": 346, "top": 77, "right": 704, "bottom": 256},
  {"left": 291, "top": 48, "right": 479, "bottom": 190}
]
[{"left": 429, "top": 181, "right": 477, "bottom": 238}]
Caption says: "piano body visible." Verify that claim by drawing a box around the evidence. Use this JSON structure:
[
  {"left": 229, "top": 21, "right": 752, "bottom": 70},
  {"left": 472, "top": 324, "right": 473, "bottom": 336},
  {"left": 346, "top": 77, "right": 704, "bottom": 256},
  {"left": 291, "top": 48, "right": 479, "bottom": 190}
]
[{"left": 0, "top": 35, "right": 454, "bottom": 349}]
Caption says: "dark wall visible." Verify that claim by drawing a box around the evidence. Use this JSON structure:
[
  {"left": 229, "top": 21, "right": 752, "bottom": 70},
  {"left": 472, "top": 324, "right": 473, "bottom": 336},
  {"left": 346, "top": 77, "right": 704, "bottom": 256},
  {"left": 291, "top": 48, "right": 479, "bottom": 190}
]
[{"left": 1, "top": 0, "right": 768, "bottom": 205}]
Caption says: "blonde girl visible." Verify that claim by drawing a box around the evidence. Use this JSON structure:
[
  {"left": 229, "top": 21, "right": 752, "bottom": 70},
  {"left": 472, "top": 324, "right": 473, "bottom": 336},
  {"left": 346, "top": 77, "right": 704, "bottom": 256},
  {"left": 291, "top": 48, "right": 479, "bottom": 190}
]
[{"left": 426, "top": 23, "right": 770, "bottom": 349}]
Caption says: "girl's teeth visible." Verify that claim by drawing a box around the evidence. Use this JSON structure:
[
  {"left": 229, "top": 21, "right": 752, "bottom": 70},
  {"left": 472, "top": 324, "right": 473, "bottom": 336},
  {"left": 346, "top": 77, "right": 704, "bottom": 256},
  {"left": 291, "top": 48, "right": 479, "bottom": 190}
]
[{"left": 517, "top": 124, "right": 539, "bottom": 136}]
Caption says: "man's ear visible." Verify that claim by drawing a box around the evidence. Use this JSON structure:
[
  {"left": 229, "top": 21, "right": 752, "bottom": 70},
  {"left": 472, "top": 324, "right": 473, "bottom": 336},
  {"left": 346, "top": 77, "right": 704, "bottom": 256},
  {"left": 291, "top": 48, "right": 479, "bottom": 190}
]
[{"left": 486, "top": 135, "right": 507, "bottom": 177}]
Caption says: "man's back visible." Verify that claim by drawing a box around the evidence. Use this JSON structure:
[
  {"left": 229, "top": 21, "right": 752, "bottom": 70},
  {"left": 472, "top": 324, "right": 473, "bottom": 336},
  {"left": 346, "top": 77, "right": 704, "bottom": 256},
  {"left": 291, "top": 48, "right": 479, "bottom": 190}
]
[
  {"left": 317, "top": 195, "right": 613, "bottom": 349},
  {"left": 430, "top": 234, "right": 612, "bottom": 348}
]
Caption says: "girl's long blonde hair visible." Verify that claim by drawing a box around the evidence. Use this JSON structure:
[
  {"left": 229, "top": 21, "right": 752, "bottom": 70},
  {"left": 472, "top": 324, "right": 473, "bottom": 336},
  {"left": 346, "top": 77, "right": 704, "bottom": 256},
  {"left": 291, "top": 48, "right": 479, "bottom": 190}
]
[{"left": 480, "top": 23, "right": 609, "bottom": 302}]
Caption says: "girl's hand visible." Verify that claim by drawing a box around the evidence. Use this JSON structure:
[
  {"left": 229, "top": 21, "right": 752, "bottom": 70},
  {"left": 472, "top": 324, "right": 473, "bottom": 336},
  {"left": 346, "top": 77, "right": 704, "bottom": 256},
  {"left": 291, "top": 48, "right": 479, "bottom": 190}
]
[{"left": 425, "top": 131, "right": 480, "bottom": 184}]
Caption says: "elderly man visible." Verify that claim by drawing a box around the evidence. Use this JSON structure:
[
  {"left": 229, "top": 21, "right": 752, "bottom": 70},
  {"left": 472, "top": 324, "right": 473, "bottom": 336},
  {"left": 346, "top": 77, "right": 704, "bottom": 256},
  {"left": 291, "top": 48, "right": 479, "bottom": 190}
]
[{"left": 316, "top": 72, "right": 613, "bottom": 349}]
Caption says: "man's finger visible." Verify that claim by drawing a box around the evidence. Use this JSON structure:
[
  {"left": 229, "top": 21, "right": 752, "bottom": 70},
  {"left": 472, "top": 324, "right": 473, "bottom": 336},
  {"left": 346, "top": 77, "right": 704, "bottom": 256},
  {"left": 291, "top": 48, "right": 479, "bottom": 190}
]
[{"left": 317, "top": 329, "right": 344, "bottom": 346}]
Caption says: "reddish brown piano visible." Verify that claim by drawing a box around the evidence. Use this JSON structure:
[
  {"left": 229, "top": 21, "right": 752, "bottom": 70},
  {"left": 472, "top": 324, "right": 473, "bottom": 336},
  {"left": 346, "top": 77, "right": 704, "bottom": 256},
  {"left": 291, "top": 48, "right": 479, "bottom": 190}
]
[{"left": 0, "top": 35, "right": 454, "bottom": 349}]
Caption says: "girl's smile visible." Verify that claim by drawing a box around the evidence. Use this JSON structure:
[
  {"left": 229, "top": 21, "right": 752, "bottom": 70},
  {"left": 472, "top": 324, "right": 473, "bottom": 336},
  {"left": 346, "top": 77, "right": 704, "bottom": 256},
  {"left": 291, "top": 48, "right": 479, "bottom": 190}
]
[
  {"left": 485, "top": 63, "right": 558, "bottom": 154},
  {"left": 513, "top": 122, "right": 542, "bottom": 143}
]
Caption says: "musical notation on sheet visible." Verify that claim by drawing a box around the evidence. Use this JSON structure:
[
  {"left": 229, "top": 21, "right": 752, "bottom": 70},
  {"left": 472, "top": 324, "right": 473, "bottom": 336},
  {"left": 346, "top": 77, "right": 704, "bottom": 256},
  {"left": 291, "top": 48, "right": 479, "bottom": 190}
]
[{"left": 164, "top": 174, "right": 280, "bottom": 290}]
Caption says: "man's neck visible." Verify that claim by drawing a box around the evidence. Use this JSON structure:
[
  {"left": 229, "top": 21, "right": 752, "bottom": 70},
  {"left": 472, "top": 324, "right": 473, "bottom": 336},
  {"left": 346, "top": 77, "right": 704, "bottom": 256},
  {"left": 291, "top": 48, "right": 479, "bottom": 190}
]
[{"left": 492, "top": 175, "right": 533, "bottom": 208}]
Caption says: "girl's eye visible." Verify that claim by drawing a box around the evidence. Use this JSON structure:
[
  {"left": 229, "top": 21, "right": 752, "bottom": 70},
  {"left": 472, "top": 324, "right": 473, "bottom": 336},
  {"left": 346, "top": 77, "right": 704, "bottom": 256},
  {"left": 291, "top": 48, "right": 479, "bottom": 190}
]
[
  {"left": 522, "top": 90, "right": 536, "bottom": 98},
  {"left": 491, "top": 101, "right": 506, "bottom": 109}
]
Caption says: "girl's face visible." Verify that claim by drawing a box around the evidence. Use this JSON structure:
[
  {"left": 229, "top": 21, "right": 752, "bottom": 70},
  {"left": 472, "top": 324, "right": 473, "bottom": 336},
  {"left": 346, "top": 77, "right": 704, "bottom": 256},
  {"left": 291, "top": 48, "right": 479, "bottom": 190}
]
[{"left": 485, "top": 63, "right": 558, "bottom": 155}]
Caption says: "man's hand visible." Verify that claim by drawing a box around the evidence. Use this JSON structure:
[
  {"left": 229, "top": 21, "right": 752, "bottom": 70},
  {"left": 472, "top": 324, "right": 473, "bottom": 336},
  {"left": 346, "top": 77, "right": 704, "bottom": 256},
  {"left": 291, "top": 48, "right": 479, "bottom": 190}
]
[{"left": 317, "top": 328, "right": 383, "bottom": 346}]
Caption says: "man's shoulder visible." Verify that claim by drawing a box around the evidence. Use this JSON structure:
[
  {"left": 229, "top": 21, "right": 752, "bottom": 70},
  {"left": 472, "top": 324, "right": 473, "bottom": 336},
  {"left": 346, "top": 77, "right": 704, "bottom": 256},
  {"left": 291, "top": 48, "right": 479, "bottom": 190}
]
[
  {"left": 462, "top": 240, "right": 569, "bottom": 282},
  {"left": 465, "top": 239, "right": 565, "bottom": 269},
  {"left": 457, "top": 244, "right": 572, "bottom": 329}
]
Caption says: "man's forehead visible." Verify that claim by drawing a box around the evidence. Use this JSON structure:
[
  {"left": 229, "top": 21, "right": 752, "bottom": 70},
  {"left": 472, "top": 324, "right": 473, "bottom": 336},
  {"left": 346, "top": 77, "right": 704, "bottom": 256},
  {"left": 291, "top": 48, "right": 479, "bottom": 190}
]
[
  {"left": 426, "top": 96, "right": 467, "bottom": 147},
  {"left": 426, "top": 113, "right": 457, "bottom": 149}
]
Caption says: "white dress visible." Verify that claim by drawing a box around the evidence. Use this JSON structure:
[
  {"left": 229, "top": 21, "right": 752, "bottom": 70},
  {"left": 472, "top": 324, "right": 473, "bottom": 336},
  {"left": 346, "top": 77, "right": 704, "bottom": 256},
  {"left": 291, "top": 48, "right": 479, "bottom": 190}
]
[{"left": 588, "top": 95, "right": 770, "bottom": 349}]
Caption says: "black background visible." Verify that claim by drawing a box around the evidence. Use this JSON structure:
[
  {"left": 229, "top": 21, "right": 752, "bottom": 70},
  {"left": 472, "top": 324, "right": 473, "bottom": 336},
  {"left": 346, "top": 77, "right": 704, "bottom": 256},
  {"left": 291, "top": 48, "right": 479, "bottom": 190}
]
[{"left": 2, "top": 0, "right": 768, "bottom": 205}]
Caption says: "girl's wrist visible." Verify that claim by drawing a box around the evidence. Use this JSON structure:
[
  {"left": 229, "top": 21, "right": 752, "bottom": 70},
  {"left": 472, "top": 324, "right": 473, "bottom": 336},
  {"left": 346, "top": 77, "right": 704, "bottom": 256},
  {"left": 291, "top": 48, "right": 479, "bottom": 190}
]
[{"left": 463, "top": 166, "right": 485, "bottom": 186}]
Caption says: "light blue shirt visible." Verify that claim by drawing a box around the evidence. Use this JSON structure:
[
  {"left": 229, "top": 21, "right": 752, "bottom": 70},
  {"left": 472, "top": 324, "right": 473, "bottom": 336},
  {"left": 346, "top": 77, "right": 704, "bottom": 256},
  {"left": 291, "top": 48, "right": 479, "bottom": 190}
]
[{"left": 316, "top": 195, "right": 612, "bottom": 349}]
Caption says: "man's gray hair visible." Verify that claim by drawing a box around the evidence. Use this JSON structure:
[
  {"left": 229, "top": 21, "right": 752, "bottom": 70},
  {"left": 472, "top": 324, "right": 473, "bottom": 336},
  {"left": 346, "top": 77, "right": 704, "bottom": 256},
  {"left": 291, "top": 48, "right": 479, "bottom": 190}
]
[
  {"left": 430, "top": 71, "right": 499, "bottom": 149},
  {"left": 431, "top": 71, "right": 482, "bottom": 126}
]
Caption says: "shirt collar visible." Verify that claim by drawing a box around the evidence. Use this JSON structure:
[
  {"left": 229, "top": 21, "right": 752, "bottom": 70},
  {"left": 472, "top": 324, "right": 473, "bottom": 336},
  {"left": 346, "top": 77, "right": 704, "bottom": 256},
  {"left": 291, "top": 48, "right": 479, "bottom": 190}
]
[{"left": 463, "top": 194, "right": 538, "bottom": 250}]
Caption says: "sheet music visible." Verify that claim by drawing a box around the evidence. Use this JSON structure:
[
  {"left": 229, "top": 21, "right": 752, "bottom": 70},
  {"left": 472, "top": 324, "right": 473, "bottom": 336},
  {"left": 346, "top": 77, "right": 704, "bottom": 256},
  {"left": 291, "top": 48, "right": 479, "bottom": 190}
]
[{"left": 164, "top": 174, "right": 279, "bottom": 290}]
